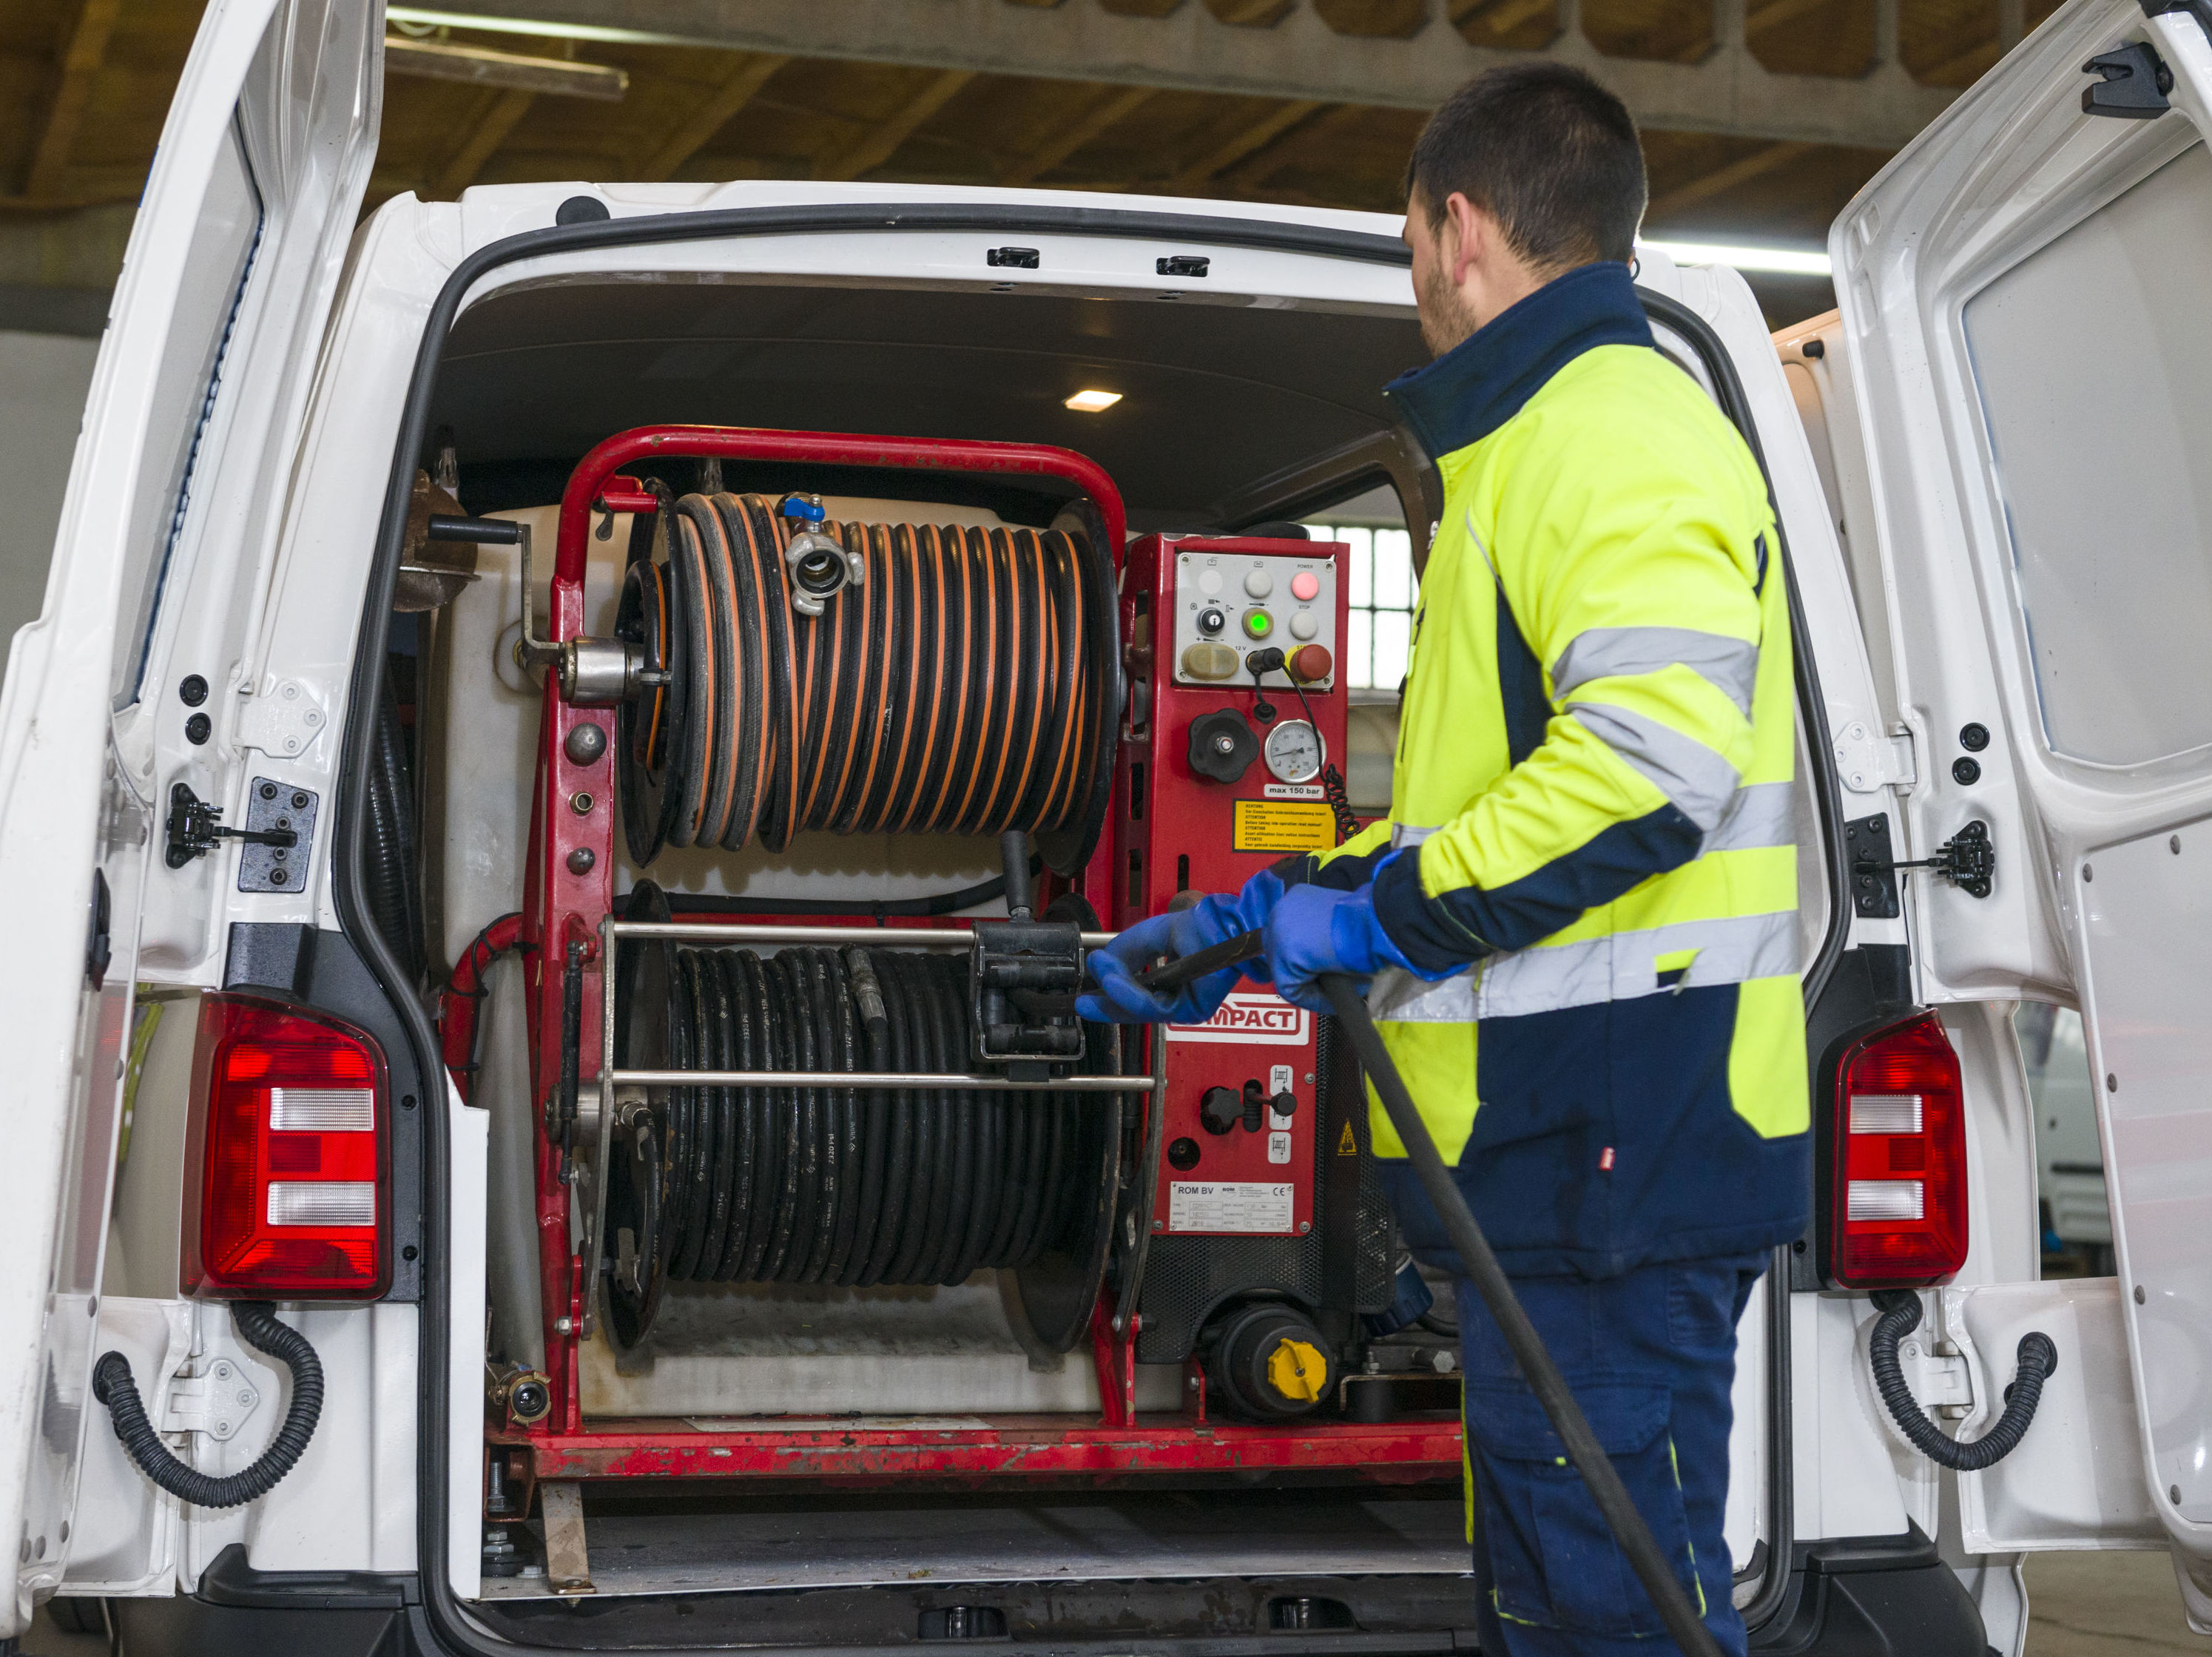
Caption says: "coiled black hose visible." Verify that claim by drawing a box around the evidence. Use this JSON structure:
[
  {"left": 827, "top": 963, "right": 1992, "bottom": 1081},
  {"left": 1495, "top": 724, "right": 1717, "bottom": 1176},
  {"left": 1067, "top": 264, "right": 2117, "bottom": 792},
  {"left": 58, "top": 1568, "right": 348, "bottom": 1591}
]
[
  {"left": 1867, "top": 1289, "right": 2056, "bottom": 1471},
  {"left": 90, "top": 1303, "right": 325, "bottom": 1509},
  {"left": 603, "top": 931, "right": 1105, "bottom": 1351}
]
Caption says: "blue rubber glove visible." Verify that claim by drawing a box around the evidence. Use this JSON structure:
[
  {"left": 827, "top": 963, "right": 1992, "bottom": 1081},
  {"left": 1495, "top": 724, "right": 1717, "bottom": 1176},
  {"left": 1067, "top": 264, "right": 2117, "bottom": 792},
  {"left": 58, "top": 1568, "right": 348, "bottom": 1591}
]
[
  {"left": 1078, "top": 870, "right": 1284, "bottom": 1025},
  {"left": 1263, "top": 857, "right": 1437, "bottom": 1014}
]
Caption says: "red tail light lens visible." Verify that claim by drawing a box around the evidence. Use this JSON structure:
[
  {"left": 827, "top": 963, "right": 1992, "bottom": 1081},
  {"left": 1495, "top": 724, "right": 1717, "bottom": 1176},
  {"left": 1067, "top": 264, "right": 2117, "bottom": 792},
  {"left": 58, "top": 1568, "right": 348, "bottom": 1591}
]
[
  {"left": 183, "top": 996, "right": 390, "bottom": 1299},
  {"left": 1828, "top": 1010, "right": 1968, "bottom": 1288}
]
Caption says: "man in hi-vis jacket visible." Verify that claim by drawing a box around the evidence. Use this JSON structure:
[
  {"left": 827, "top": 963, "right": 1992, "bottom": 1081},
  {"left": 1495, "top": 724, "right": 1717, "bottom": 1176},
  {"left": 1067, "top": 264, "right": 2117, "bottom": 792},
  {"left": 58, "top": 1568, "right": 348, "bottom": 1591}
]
[{"left": 1084, "top": 63, "right": 1809, "bottom": 1657}]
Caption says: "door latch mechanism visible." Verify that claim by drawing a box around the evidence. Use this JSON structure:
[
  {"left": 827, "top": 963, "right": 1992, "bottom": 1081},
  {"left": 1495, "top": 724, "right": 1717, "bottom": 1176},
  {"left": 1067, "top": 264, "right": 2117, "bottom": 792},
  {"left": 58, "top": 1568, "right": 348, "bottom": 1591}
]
[
  {"left": 1855, "top": 818, "right": 1995, "bottom": 900},
  {"left": 165, "top": 782, "right": 297, "bottom": 870}
]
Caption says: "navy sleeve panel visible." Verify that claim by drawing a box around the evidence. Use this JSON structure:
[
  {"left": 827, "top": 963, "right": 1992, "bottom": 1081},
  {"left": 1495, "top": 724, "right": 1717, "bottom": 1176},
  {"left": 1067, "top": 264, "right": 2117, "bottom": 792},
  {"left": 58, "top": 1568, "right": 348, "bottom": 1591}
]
[
  {"left": 1273, "top": 843, "right": 1394, "bottom": 894},
  {"left": 1370, "top": 803, "right": 1704, "bottom": 972}
]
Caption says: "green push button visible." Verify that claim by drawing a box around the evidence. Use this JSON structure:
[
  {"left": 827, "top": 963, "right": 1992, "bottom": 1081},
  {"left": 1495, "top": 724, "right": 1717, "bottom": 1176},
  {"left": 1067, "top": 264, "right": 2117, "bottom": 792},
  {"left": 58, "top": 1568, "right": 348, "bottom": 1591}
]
[{"left": 1243, "top": 609, "right": 1273, "bottom": 639}]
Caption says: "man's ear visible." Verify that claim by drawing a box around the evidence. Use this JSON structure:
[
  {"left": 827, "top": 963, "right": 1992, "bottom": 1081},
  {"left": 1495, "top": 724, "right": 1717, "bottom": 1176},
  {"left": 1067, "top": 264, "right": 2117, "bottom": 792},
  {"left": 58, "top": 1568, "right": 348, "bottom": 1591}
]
[{"left": 1442, "top": 191, "right": 1486, "bottom": 290}]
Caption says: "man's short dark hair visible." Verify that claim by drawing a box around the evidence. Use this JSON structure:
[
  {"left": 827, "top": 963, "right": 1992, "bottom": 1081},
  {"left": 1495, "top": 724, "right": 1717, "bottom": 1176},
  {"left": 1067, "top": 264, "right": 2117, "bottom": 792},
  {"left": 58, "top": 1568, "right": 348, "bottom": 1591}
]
[{"left": 1406, "top": 63, "right": 1646, "bottom": 270}]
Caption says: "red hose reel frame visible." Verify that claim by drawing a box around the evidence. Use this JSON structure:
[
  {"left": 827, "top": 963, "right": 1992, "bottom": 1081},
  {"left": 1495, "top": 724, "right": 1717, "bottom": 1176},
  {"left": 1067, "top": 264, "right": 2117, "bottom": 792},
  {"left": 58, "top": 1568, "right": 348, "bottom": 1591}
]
[{"left": 488, "top": 422, "right": 1458, "bottom": 1489}]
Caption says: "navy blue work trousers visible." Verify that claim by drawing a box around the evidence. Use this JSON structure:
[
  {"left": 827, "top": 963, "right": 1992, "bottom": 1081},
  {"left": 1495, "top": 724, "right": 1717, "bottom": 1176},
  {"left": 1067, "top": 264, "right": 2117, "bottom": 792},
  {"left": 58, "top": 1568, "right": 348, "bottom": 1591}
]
[{"left": 1451, "top": 1253, "right": 1765, "bottom": 1657}]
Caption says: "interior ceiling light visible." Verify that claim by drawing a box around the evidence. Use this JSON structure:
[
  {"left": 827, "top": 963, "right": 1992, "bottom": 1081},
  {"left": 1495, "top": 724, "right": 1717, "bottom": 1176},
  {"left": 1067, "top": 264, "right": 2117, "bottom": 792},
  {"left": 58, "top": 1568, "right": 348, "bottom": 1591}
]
[
  {"left": 1064, "top": 390, "right": 1124, "bottom": 413},
  {"left": 1640, "top": 239, "right": 1832, "bottom": 277},
  {"left": 383, "top": 34, "right": 629, "bottom": 100}
]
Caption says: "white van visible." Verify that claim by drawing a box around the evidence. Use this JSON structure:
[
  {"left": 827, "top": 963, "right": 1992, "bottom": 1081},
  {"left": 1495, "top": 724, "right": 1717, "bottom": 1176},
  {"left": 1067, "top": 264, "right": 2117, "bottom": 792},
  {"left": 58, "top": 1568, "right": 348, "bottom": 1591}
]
[{"left": 7, "top": 1, "right": 2208, "bottom": 1651}]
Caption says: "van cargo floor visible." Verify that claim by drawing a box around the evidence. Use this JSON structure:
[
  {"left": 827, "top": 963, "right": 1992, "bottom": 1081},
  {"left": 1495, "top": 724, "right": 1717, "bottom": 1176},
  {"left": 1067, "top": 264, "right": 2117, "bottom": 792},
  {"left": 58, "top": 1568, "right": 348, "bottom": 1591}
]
[{"left": 480, "top": 1491, "right": 1469, "bottom": 1599}]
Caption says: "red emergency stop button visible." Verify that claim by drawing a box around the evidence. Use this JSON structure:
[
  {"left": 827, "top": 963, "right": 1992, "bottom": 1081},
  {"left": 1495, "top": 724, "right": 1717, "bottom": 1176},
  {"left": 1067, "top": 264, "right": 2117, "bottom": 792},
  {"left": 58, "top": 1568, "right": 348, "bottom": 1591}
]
[
  {"left": 1289, "top": 644, "right": 1332, "bottom": 683},
  {"left": 1289, "top": 570, "right": 1321, "bottom": 601}
]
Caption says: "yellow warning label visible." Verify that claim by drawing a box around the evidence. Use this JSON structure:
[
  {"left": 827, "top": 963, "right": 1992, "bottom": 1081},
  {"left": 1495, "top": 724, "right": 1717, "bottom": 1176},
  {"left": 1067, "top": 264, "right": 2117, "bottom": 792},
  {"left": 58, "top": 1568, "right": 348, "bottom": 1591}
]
[
  {"left": 1233, "top": 799, "right": 1335, "bottom": 853},
  {"left": 1337, "top": 1121, "right": 1358, "bottom": 1156}
]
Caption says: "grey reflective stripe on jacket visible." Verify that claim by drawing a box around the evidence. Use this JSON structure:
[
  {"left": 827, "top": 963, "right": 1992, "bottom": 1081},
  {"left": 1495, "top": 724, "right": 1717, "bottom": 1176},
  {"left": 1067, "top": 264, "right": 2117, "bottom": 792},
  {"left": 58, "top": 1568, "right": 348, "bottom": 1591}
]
[
  {"left": 1366, "top": 908, "right": 1801, "bottom": 1023},
  {"left": 1549, "top": 625, "right": 1760, "bottom": 717},
  {"left": 1565, "top": 701, "right": 1741, "bottom": 831},
  {"left": 1699, "top": 779, "right": 1795, "bottom": 854}
]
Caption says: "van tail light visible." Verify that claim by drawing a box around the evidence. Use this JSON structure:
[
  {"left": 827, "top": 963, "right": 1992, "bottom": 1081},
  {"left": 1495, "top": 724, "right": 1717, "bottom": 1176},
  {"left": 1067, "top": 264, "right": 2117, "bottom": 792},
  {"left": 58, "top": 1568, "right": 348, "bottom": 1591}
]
[
  {"left": 1825, "top": 1010, "right": 1968, "bottom": 1289},
  {"left": 183, "top": 996, "right": 390, "bottom": 1299}
]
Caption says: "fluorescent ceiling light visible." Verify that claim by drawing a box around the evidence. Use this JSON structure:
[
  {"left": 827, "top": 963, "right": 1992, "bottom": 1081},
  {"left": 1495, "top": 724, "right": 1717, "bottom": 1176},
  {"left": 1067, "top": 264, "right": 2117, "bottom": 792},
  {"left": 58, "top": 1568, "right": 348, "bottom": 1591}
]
[
  {"left": 384, "top": 34, "right": 628, "bottom": 100},
  {"left": 1065, "top": 390, "right": 1123, "bottom": 413},
  {"left": 388, "top": 6, "right": 688, "bottom": 47},
  {"left": 1640, "top": 239, "right": 1832, "bottom": 277}
]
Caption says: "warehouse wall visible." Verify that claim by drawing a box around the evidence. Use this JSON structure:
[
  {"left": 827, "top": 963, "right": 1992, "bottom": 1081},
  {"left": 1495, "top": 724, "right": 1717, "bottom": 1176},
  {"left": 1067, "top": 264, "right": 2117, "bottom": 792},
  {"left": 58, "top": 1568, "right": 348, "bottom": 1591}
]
[{"left": 0, "top": 328, "right": 100, "bottom": 680}]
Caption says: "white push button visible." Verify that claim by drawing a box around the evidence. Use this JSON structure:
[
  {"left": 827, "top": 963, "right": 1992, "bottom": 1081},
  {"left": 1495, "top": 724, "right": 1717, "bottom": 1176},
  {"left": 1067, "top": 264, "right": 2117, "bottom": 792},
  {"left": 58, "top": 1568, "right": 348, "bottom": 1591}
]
[
  {"left": 1198, "top": 567, "right": 1224, "bottom": 596},
  {"left": 1244, "top": 567, "right": 1275, "bottom": 599},
  {"left": 1289, "top": 611, "right": 1319, "bottom": 641}
]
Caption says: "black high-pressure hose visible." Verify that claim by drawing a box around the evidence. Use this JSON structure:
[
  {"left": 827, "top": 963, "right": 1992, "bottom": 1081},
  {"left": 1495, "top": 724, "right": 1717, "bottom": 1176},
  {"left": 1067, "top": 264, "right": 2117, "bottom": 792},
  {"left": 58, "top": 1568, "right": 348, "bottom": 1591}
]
[
  {"left": 90, "top": 1303, "right": 326, "bottom": 1509},
  {"left": 1316, "top": 975, "right": 1729, "bottom": 1657},
  {"left": 1866, "top": 1290, "right": 2055, "bottom": 1471},
  {"left": 1112, "top": 937, "right": 1724, "bottom": 1657}
]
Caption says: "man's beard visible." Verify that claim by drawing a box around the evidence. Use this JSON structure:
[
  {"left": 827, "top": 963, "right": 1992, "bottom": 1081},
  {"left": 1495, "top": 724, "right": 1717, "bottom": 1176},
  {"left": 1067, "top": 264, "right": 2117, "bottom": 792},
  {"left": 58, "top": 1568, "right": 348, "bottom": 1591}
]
[{"left": 1417, "top": 260, "right": 1481, "bottom": 358}]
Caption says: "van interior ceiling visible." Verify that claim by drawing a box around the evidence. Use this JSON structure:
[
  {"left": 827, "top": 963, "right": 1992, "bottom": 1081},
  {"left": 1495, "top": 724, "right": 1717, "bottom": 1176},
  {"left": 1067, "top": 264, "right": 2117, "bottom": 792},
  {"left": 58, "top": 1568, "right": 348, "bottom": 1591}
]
[{"left": 394, "top": 271, "right": 1483, "bottom": 1641}]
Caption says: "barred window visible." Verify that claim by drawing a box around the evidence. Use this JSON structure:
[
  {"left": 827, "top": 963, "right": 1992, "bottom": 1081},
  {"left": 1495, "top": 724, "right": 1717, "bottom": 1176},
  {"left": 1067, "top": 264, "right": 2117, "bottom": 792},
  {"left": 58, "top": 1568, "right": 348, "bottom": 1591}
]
[{"left": 1301, "top": 518, "right": 1417, "bottom": 692}]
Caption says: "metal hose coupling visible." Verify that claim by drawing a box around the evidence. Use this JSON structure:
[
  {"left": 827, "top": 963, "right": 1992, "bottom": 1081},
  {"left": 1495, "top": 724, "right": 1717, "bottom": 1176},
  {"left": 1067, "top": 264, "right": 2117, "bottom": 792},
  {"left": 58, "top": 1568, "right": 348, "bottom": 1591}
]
[
  {"left": 1867, "top": 1289, "right": 2055, "bottom": 1471},
  {"left": 779, "top": 493, "right": 864, "bottom": 615},
  {"left": 91, "top": 1303, "right": 325, "bottom": 1508}
]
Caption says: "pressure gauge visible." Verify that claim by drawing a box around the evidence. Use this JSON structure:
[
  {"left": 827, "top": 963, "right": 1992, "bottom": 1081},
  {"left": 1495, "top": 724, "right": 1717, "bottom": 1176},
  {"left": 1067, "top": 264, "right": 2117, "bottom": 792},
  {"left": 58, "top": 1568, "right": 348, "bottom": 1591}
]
[{"left": 1262, "top": 719, "right": 1324, "bottom": 785}]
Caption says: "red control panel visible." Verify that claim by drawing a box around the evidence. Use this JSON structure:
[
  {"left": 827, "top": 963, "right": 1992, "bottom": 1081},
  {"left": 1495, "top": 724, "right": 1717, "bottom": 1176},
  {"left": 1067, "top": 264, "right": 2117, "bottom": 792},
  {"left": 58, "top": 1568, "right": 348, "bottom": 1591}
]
[{"left": 1118, "top": 535, "right": 1352, "bottom": 1239}]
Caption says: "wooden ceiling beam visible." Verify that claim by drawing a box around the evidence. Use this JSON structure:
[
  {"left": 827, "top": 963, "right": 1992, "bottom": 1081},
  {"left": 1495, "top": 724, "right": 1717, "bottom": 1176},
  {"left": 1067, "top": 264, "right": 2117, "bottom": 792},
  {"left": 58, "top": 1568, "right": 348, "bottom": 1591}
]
[
  {"left": 24, "top": 0, "right": 124, "bottom": 201},
  {"left": 1451, "top": 0, "right": 1558, "bottom": 39},
  {"left": 1170, "top": 98, "right": 1324, "bottom": 189},
  {"left": 815, "top": 68, "right": 977, "bottom": 181},
  {"left": 431, "top": 0, "right": 1959, "bottom": 149},
  {"left": 433, "top": 87, "right": 537, "bottom": 199},
  {"left": 1744, "top": 0, "right": 1835, "bottom": 39},
  {"left": 1644, "top": 139, "right": 1813, "bottom": 221},
  {"left": 639, "top": 53, "right": 792, "bottom": 180},
  {"left": 1004, "top": 85, "right": 1157, "bottom": 185}
]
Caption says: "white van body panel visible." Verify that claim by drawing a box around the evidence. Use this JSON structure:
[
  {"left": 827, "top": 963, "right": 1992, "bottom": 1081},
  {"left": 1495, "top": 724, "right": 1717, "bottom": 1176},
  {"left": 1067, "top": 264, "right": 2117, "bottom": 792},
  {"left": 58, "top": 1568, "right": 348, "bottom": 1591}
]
[
  {"left": 0, "top": 0, "right": 379, "bottom": 1633},
  {"left": 1837, "top": 0, "right": 2212, "bottom": 1574}
]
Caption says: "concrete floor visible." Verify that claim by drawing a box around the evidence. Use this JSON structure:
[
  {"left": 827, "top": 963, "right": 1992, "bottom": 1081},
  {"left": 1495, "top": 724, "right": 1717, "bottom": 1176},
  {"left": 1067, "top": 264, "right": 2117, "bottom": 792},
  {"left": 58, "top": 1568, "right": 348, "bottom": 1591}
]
[
  {"left": 2026, "top": 1551, "right": 2212, "bottom": 1656},
  {"left": 16, "top": 1548, "right": 2208, "bottom": 1653}
]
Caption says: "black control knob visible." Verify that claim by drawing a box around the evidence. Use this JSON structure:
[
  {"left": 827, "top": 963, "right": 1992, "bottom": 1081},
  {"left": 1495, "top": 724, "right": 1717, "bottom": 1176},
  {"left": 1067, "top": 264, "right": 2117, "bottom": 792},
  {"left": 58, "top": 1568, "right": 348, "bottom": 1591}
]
[
  {"left": 1199, "top": 1087, "right": 1241, "bottom": 1135},
  {"left": 1197, "top": 606, "right": 1227, "bottom": 636},
  {"left": 1187, "top": 709, "right": 1259, "bottom": 785},
  {"left": 1270, "top": 1090, "right": 1297, "bottom": 1119}
]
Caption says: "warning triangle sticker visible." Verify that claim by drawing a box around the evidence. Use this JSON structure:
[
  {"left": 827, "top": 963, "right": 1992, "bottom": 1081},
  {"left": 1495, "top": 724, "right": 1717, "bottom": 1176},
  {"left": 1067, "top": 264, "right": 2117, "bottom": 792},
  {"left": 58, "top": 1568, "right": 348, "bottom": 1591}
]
[{"left": 1336, "top": 1121, "right": 1358, "bottom": 1155}]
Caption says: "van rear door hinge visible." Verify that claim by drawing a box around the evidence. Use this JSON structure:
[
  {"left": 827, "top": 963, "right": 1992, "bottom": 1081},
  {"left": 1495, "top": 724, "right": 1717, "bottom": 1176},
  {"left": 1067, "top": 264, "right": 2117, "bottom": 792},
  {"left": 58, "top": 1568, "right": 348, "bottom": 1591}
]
[
  {"left": 161, "top": 1353, "right": 262, "bottom": 1443},
  {"left": 1832, "top": 721, "right": 1917, "bottom": 796}
]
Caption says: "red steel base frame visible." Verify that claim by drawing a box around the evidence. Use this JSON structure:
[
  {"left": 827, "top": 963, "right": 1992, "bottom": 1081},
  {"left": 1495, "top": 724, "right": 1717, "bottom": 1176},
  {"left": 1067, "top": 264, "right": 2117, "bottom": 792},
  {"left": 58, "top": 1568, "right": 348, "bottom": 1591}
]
[
  {"left": 497, "top": 423, "right": 1456, "bottom": 1488},
  {"left": 509, "top": 1416, "right": 1461, "bottom": 1486}
]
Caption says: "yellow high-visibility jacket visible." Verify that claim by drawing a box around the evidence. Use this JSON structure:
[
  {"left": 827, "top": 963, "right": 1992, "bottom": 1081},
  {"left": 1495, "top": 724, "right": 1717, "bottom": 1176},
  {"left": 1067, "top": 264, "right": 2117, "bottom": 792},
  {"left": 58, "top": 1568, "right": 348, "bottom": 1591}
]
[{"left": 1301, "top": 260, "right": 1809, "bottom": 1276}]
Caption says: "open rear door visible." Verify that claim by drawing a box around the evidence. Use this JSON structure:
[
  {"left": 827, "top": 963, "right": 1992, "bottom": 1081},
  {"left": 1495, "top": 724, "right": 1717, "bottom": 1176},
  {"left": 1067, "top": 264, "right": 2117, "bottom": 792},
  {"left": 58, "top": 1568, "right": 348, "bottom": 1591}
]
[
  {"left": 1838, "top": 0, "right": 2212, "bottom": 1592},
  {"left": 0, "top": 0, "right": 377, "bottom": 1629}
]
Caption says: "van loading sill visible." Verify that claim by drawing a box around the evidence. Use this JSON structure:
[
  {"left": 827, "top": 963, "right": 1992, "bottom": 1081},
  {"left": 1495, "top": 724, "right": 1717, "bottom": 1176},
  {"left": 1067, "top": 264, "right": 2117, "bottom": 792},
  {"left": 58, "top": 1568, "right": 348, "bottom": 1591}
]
[{"left": 476, "top": 1493, "right": 1470, "bottom": 1599}]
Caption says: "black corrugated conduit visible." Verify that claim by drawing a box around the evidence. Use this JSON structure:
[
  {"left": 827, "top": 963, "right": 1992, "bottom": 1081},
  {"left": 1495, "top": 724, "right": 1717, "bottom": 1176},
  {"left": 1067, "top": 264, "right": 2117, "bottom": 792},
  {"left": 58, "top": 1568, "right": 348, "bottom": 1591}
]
[
  {"left": 364, "top": 676, "right": 425, "bottom": 985},
  {"left": 91, "top": 1303, "right": 325, "bottom": 1509},
  {"left": 1867, "top": 1289, "right": 2055, "bottom": 1471}
]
